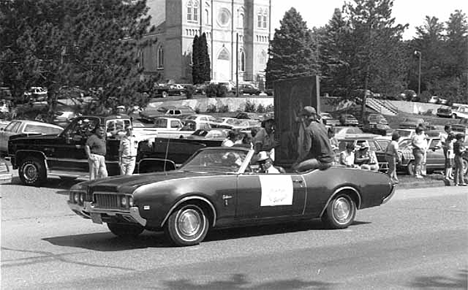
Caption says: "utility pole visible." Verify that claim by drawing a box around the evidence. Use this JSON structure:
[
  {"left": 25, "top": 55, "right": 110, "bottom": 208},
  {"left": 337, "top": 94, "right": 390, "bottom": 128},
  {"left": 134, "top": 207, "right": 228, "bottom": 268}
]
[
  {"left": 236, "top": 33, "right": 239, "bottom": 97},
  {"left": 414, "top": 50, "right": 422, "bottom": 96}
]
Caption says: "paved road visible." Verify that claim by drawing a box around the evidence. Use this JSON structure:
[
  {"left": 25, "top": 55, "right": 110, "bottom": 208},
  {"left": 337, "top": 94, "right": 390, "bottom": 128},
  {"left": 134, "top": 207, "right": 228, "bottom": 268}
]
[{"left": 1, "top": 179, "right": 467, "bottom": 290}]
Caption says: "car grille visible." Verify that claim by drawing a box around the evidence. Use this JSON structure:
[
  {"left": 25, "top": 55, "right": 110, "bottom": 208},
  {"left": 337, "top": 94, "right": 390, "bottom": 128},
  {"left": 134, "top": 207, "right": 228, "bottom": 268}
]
[{"left": 94, "top": 192, "right": 126, "bottom": 209}]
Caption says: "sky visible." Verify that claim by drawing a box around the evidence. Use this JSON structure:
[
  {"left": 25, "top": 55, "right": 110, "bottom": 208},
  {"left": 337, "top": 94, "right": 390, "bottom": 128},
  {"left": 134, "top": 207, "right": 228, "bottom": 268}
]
[{"left": 271, "top": 0, "right": 467, "bottom": 39}]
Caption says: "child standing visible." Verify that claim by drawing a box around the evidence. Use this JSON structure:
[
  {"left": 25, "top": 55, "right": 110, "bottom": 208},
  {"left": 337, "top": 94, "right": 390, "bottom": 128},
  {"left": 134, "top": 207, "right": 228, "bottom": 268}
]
[{"left": 453, "top": 134, "right": 467, "bottom": 186}]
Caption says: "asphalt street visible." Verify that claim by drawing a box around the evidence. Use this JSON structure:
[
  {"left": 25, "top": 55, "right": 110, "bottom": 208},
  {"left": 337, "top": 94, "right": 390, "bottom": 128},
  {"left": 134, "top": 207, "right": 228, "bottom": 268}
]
[{"left": 1, "top": 178, "right": 467, "bottom": 290}]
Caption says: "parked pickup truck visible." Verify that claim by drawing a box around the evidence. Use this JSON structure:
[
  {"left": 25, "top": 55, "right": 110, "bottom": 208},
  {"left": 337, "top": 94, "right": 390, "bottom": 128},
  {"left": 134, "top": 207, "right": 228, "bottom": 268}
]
[{"left": 6, "top": 114, "right": 209, "bottom": 186}]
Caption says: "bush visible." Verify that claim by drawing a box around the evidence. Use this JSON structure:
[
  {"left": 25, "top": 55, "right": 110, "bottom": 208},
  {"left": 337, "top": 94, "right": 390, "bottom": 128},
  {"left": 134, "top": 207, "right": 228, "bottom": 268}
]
[
  {"left": 218, "top": 105, "right": 229, "bottom": 113},
  {"left": 244, "top": 101, "right": 256, "bottom": 112},
  {"left": 257, "top": 103, "right": 266, "bottom": 113},
  {"left": 184, "top": 85, "right": 196, "bottom": 99},
  {"left": 265, "top": 104, "right": 274, "bottom": 112},
  {"left": 205, "top": 83, "right": 228, "bottom": 98},
  {"left": 206, "top": 104, "right": 217, "bottom": 113}
]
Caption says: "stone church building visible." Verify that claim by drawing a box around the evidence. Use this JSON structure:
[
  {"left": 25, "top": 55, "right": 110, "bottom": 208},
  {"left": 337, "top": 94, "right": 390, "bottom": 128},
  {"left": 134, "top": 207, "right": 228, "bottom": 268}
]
[{"left": 141, "top": 0, "right": 271, "bottom": 85}]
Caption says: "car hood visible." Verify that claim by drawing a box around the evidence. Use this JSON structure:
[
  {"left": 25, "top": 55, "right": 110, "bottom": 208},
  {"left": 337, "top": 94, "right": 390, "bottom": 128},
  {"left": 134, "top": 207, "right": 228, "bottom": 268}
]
[{"left": 79, "top": 170, "right": 227, "bottom": 193}]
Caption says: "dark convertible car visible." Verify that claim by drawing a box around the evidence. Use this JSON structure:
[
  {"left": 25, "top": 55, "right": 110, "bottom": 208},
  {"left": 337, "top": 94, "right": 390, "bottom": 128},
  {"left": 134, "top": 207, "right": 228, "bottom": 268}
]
[{"left": 68, "top": 147, "right": 396, "bottom": 246}]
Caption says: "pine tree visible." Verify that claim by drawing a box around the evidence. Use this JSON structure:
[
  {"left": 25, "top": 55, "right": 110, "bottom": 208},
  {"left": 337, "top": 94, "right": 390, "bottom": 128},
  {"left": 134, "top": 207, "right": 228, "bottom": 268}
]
[
  {"left": 192, "top": 35, "right": 201, "bottom": 84},
  {"left": 199, "top": 33, "right": 211, "bottom": 83},
  {"left": 265, "top": 8, "right": 319, "bottom": 88},
  {"left": 343, "top": 0, "right": 407, "bottom": 120},
  {"left": 0, "top": 0, "right": 157, "bottom": 117}
]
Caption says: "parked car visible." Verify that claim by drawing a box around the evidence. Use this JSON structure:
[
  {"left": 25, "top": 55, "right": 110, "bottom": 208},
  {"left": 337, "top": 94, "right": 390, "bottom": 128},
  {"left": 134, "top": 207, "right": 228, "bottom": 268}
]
[
  {"left": 68, "top": 146, "right": 395, "bottom": 246},
  {"left": 437, "top": 104, "right": 468, "bottom": 119},
  {"left": 336, "top": 136, "right": 391, "bottom": 171},
  {"left": 140, "top": 105, "right": 195, "bottom": 122},
  {"left": 0, "top": 120, "right": 63, "bottom": 154},
  {"left": 333, "top": 126, "right": 374, "bottom": 138},
  {"left": 232, "top": 84, "right": 261, "bottom": 95},
  {"left": 397, "top": 137, "right": 468, "bottom": 176},
  {"left": 399, "top": 117, "right": 428, "bottom": 129},
  {"left": 339, "top": 114, "right": 359, "bottom": 126},
  {"left": 320, "top": 112, "right": 340, "bottom": 126},
  {"left": 362, "top": 123, "right": 393, "bottom": 136},
  {"left": 185, "top": 129, "right": 230, "bottom": 144},
  {"left": 24, "top": 86, "right": 48, "bottom": 101},
  {"left": 428, "top": 96, "right": 439, "bottom": 104},
  {"left": 183, "top": 114, "right": 218, "bottom": 130},
  {"left": 367, "top": 113, "right": 388, "bottom": 125}
]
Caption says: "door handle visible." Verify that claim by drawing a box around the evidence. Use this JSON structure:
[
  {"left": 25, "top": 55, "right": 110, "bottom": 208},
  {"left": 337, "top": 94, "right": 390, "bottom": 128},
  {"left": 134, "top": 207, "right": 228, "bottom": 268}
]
[{"left": 293, "top": 180, "right": 303, "bottom": 183}]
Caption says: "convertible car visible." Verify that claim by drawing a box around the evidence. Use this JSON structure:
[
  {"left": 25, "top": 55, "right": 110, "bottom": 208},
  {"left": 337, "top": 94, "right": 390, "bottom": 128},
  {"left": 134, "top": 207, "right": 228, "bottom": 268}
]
[{"left": 68, "top": 147, "right": 396, "bottom": 246}]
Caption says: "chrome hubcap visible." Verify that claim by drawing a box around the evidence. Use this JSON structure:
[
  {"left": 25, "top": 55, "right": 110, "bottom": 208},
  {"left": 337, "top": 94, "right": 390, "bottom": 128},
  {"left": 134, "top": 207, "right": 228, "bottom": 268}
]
[
  {"left": 333, "top": 197, "right": 351, "bottom": 223},
  {"left": 23, "top": 164, "right": 38, "bottom": 181},
  {"left": 178, "top": 209, "right": 201, "bottom": 237}
]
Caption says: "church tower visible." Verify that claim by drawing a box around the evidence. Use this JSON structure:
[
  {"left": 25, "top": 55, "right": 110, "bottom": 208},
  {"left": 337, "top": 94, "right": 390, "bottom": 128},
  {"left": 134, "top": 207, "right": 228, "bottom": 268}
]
[{"left": 143, "top": 0, "right": 271, "bottom": 85}]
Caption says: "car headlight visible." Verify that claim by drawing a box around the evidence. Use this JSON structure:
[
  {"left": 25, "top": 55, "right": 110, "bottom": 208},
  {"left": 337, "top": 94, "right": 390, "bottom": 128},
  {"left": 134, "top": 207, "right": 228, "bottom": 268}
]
[
  {"left": 128, "top": 196, "right": 134, "bottom": 207},
  {"left": 79, "top": 193, "right": 85, "bottom": 204},
  {"left": 121, "top": 196, "right": 128, "bottom": 207},
  {"left": 74, "top": 192, "right": 80, "bottom": 203}
]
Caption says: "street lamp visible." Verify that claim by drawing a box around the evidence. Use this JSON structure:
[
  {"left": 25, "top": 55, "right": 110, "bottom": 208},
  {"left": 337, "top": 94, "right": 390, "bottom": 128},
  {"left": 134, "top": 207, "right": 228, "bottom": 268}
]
[{"left": 414, "top": 50, "right": 422, "bottom": 96}]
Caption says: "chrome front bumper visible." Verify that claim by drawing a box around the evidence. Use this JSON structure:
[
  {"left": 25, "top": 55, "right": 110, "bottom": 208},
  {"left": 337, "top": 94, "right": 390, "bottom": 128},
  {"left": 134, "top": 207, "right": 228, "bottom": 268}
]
[{"left": 68, "top": 201, "right": 147, "bottom": 226}]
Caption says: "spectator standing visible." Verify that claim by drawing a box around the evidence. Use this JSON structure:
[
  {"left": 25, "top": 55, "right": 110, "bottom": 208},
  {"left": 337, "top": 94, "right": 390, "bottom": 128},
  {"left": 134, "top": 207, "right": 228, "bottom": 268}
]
[
  {"left": 385, "top": 132, "right": 401, "bottom": 183},
  {"left": 411, "top": 126, "right": 427, "bottom": 178},
  {"left": 253, "top": 119, "right": 278, "bottom": 161},
  {"left": 355, "top": 141, "right": 379, "bottom": 172},
  {"left": 292, "top": 106, "right": 334, "bottom": 171},
  {"left": 85, "top": 126, "right": 108, "bottom": 180},
  {"left": 444, "top": 133, "right": 455, "bottom": 180},
  {"left": 453, "top": 133, "right": 467, "bottom": 186},
  {"left": 119, "top": 126, "right": 138, "bottom": 175},
  {"left": 441, "top": 125, "right": 453, "bottom": 179}
]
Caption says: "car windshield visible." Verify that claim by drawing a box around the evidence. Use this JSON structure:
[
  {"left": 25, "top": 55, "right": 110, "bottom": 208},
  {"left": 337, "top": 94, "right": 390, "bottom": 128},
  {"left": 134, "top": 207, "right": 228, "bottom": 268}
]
[
  {"left": 396, "top": 129, "right": 412, "bottom": 137},
  {"left": 181, "top": 148, "right": 250, "bottom": 173}
]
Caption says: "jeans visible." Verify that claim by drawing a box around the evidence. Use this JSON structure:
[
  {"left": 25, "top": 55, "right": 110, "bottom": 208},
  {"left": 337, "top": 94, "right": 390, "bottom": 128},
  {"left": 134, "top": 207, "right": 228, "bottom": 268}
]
[
  {"left": 454, "top": 155, "right": 465, "bottom": 184},
  {"left": 413, "top": 148, "right": 424, "bottom": 176},
  {"left": 386, "top": 155, "right": 398, "bottom": 180}
]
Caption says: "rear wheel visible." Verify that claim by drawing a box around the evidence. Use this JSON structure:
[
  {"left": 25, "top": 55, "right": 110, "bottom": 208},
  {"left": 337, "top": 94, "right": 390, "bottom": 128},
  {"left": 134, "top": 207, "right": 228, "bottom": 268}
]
[
  {"left": 19, "top": 157, "right": 46, "bottom": 186},
  {"left": 161, "top": 91, "right": 168, "bottom": 98},
  {"left": 164, "top": 204, "right": 209, "bottom": 246},
  {"left": 321, "top": 193, "right": 356, "bottom": 229},
  {"left": 107, "top": 223, "right": 144, "bottom": 238}
]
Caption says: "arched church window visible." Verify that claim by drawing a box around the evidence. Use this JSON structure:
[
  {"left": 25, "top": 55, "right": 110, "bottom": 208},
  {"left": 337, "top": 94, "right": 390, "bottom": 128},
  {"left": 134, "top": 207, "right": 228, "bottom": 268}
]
[
  {"left": 157, "top": 46, "right": 164, "bottom": 68},
  {"left": 262, "top": 9, "right": 268, "bottom": 28},
  {"left": 239, "top": 50, "right": 245, "bottom": 72}
]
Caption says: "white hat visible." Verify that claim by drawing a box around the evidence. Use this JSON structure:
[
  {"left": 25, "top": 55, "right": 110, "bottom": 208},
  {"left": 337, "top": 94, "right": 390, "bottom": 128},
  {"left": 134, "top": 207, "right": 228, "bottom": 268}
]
[{"left": 257, "top": 151, "right": 270, "bottom": 162}]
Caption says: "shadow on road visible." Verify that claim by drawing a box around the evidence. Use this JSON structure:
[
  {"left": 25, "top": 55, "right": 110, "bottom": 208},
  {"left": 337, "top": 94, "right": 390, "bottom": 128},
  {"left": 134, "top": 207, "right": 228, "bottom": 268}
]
[
  {"left": 43, "top": 220, "right": 371, "bottom": 250},
  {"left": 5, "top": 176, "right": 82, "bottom": 193}
]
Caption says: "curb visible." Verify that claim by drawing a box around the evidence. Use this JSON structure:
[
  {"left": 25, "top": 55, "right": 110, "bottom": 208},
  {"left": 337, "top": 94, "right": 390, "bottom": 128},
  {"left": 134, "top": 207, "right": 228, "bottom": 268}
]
[{"left": 0, "top": 160, "right": 13, "bottom": 184}]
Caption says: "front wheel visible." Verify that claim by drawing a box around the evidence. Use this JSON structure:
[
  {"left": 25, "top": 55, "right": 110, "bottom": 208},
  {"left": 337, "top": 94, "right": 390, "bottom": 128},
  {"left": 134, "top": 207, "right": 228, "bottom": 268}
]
[
  {"left": 321, "top": 194, "right": 356, "bottom": 229},
  {"left": 107, "top": 223, "right": 144, "bottom": 238},
  {"left": 164, "top": 204, "right": 209, "bottom": 246},
  {"left": 19, "top": 157, "right": 46, "bottom": 186},
  {"left": 161, "top": 91, "right": 168, "bottom": 98}
]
